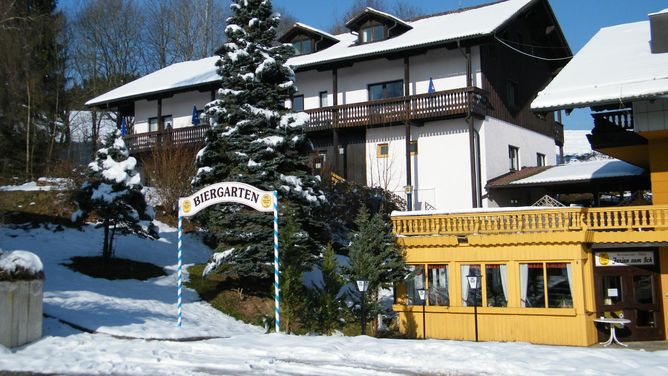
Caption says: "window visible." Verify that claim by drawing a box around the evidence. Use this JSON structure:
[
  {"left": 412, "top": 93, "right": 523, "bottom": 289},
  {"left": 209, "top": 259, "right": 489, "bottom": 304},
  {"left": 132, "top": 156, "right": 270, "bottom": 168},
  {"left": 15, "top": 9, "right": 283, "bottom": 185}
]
[
  {"left": 292, "top": 38, "right": 313, "bottom": 55},
  {"left": 148, "top": 117, "right": 158, "bottom": 132},
  {"left": 485, "top": 264, "right": 508, "bottom": 307},
  {"left": 428, "top": 265, "right": 449, "bottom": 306},
  {"left": 520, "top": 262, "right": 573, "bottom": 308},
  {"left": 377, "top": 143, "right": 388, "bottom": 158},
  {"left": 409, "top": 140, "right": 418, "bottom": 156},
  {"left": 404, "top": 265, "right": 425, "bottom": 305},
  {"left": 537, "top": 153, "right": 546, "bottom": 167},
  {"left": 509, "top": 145, "right": 519, "bottom": 171},
  {"left": 368, "top": 80, "right": 404, "bottom": 101},
  {"left": 461, "top": 263, "right": 508, "bottom": 307},
  {"left": 361, "top": 23, "right": 385, "bottom": 43},
  {"left": 148, "top": 115, "right": 172, "bottom": 132},
  {"left": 461, "top": 264, "right": 482, "bottom": 307},
  {"left": 506, "top": 80, "right": 519, "bottom": 108},
  {"left": 292, "top": 95, "right": 304, "bottom": 112},
  {"left": 319, "top": 91, "right": 328, "bottom": 107}
]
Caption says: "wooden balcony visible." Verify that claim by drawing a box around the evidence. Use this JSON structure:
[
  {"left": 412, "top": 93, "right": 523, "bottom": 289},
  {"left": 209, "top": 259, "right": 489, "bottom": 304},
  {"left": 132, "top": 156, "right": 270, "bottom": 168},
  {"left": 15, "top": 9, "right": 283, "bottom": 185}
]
[
  {"left": 393, "top": 205, "right": 668, "bottom": 240},
  {"left": 124, "top": 87, "right": 487, "bottom": 152},
  {"left": 305, "top": 87, "right": 487, "bottom": 131},
  {"left": 592, "top": 109, "right": 634, "bottom": 131},
  {"left": 124, "top": 125, "right": 209, "bottom": 153}
]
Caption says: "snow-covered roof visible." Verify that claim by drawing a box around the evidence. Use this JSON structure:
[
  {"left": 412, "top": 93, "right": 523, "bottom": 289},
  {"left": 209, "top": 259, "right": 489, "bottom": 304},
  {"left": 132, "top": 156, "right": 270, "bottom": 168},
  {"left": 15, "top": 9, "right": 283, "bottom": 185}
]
[
  {"left": 563, "top": 130, "right": 594, "bottom": 156},
  {"left": 86, "top": 56, "right": 220, "bottom": 107},
  {"left": 531, "top": 20, "right": 668, "bottom": 111},
  {"left": 345, "top": 7, "right": 411, "bottom": 30},
  {"left": 293, "top": 22, "right": 338, "bottom": 41},
  {"left": 510, "top": 159, "right": 645, "bottom": 186},
  {"left": 288, "top": 0, "right": 536, "bottom": 69}
]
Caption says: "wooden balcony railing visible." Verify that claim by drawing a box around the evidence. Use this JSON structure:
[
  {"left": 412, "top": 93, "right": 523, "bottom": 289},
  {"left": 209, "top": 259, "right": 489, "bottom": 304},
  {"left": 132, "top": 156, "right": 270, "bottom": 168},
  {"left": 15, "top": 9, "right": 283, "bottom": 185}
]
[
  {"left": 592, "top": 109, "right": 634, "bottom": 131},
  {"left": 305, "top": 87, "right": 487, "bottom": 131},
  {"left": 124, "top": 125, "right": 209, "bottom": 153},
  {"left": 393, "top": 205, "right": 668, "bottom": 237},
  {"left": 124, "top": 87, "right": 487, "bottom": 152}
]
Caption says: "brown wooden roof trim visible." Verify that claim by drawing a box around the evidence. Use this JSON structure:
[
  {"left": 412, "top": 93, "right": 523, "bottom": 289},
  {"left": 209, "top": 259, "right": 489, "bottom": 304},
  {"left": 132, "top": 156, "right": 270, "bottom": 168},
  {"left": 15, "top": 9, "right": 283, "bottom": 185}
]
[{"left": 278, "top": 24, "right": 339, "bottom": 52}]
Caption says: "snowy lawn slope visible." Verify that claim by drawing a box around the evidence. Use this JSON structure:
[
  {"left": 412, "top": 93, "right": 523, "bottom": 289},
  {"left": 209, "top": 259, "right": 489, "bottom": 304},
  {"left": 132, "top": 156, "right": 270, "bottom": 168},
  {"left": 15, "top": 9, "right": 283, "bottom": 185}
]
[{"left": 0, "top": 221, "right": 261, "bottom": 340}]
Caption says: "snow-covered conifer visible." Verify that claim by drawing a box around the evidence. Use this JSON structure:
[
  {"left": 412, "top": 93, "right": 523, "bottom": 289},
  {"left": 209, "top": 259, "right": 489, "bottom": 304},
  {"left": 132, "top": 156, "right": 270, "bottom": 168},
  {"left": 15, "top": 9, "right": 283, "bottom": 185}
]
[
  {"left": 196, "top": 0, "right": 327, "bottom": 279},
  {"left": 72, "top": 131, "right": 158, "bottom": 258}
]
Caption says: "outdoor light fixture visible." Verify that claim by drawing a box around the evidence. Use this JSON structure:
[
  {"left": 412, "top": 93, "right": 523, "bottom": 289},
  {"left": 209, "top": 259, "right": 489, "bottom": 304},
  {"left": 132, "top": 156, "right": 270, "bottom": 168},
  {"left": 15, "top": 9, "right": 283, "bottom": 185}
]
[
  {"left": 356, "top": 280, "right": 369, "bottom": 335},
  {"left": 417, "top": 288, "right": 426, "bottom": 339},
  {"left": 467, "top": 274, "right": 482, "bottom": 342}
]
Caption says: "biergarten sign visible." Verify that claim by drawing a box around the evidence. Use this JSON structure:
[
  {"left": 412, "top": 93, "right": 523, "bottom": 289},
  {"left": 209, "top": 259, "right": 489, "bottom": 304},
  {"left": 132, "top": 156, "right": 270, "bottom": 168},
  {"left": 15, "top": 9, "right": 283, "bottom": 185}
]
[
  {"left": 176, "top": 182, "right": 281, "bottom": 334},
  {"left": 595, "top": 251, "right": 655, "bottom": 267}
]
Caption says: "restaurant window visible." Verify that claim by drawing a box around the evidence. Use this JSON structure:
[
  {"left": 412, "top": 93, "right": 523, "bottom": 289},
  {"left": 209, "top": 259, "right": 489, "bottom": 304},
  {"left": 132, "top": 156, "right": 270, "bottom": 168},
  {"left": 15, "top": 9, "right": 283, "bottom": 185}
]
[
  {"left": 409, "top": 140, "right": 418, "bottom": 156},
  {"left": 509, "top": 145, "right": 519, "bottom": 171},
  {"left": 537, "top": 153, "right": 546, "bottom": 167},
  {"left": 368, "top": 80, "right": 404, "bottom": 101},
  {"left": 403, "top": 264, "right": 425, "bottom": 305},
  {"left": 377, "top": 143, "right": 388, "bottom": 158},
  {"left": 292, "top": 38, "right": 314, "bottom": 55},
  {"left": 292, "top": 95, "right": 304, "bottom": 112},
  {"left": 461, "top": 264, "right": 482, "bottom": 307},
  {"left": 319, "top": 91, "right": 328, "bottom": 107},
  {"left": 360, "top": 23, "right": 385, "bottom": 43},
  {"left": 428, "top": 265, "right": 449, "bottom": 306},
  {"left": 520, "top": 262, "right": 573, "bottom": 308},
  {"left": 486, "top": 264, "right": 508, "bottom": 307}
]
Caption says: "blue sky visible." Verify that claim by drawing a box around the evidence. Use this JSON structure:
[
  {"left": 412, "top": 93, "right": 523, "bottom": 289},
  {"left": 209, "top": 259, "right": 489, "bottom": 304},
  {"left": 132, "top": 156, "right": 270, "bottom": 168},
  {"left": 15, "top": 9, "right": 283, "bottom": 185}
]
[{"left": 274, "top": 0, "right": 667, "bottom": 130}]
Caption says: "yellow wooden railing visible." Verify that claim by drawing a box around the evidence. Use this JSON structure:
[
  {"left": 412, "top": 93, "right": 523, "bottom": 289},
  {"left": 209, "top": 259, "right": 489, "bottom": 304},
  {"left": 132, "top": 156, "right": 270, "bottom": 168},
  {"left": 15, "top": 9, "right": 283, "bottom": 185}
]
[{"left": 392, "top": 205, "right": 668, "bottom": 237}]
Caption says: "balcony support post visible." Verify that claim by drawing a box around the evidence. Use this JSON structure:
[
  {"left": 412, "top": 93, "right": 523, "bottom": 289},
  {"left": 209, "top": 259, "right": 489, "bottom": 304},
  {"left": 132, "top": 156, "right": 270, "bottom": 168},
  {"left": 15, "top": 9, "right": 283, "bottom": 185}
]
[
  {"left": 332, "top": 68, "right": 340, "bottom": 176},
  {"left": 404, "top": 56, "right": 413, "bottom": 211},
  {"left": 462, "top": 45, "right": 479, "bottom": 208}
]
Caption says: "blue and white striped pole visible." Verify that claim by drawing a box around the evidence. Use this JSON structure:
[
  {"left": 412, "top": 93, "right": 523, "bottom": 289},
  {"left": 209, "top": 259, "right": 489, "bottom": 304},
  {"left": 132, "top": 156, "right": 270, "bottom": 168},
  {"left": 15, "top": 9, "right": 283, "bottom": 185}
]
[
  {"left": 177, "top": 209, "right": 183, "bottom": 327},
  {"left": 273, "top": 190, "right": 280, "bottom": 334}
]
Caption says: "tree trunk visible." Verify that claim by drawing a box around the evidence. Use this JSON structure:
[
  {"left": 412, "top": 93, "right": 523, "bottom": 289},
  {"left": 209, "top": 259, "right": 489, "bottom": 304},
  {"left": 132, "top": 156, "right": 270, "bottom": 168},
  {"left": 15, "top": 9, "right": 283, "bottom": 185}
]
[
  {"left": 102, "top": 218, "right": 111, "bottom": 258},
  {"left": 109, "top": 222, "right": 116, "bottom": 258},
  {"left": 25, "top": 80, "right": 31, "bottom": 181}
]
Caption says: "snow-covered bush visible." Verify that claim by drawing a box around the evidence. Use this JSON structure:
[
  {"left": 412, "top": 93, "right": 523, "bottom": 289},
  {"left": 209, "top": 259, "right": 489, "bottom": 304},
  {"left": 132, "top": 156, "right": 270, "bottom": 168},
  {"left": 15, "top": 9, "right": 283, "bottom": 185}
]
[
  {"left": 71, "top": 131, "right": 158, "bottom": 258},
  {"left": 0, "top": 250, "right": 44, "bottom": 281}
]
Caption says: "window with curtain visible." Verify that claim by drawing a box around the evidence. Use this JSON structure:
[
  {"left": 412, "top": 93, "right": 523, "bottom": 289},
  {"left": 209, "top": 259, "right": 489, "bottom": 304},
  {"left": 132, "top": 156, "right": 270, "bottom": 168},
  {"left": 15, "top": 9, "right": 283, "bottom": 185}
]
[
  {"left": 521, "top": 263, "right": 544, "bottom": 308},
  {"left": 546, "top": 263, "right": 573, "bottom": 308},
  {"left": 404, "top": 264, "right": 425, "bottom": 305},
  {"left": 485, "top": 264, "right": 508, "bottom": 307},
  {"left": 428, "top": 265, "right": 449, "bottom": 306},
  {"left": 520, "top": 262, "right": 573, "bottom": 308},
  {"left": 461, "top": 264, "right": 482, "bottom": 307}
]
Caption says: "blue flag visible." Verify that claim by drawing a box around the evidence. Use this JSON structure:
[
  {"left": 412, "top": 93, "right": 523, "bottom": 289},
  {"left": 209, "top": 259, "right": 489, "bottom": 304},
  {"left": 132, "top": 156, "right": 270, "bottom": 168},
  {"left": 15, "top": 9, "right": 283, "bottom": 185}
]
[
  {"left": 120, "top": 116, "right": 127, "bottom": 136},
  {"left": 192, "top": 105, "right": 200, "bottom": 125},
  {"left": 428, "top": 77, "right": 436, "bottom": 93}
]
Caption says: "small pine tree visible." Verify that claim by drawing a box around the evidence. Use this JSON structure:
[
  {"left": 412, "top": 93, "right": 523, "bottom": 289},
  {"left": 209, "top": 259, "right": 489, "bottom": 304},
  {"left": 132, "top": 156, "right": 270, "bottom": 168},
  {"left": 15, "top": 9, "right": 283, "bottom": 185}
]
[
  {"left": 344, "top": 206, "right": 407, "bottom": 333},
  {"left": 305, "top": 242, "right": 345, "bottom": 335},
  {"left": 71, "top": 131, "right": 158, "bottom": 257},
  {"left": 278, "top": 207, "right": 313, "bottom": 334}
]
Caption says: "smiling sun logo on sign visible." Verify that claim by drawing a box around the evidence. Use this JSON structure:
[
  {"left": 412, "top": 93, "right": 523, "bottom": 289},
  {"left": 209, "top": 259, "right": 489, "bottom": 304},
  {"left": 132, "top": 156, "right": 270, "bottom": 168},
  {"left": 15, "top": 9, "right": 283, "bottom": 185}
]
[
  {"left": 261, "top": 193, "right": 272, "bottom": 209},
  {"left": 182, "top": 199, "right": 192, "bottom": 214}
]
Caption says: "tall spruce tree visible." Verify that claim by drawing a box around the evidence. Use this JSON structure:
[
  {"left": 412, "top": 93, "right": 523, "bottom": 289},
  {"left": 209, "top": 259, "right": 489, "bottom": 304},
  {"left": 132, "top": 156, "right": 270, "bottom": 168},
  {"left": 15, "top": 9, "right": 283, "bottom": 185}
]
[
  {"left": 72, "top": 131, "right": 158, "bottom": 258},
  {"left": 195, "top": 0, "right": 326, "bottom": 279}
]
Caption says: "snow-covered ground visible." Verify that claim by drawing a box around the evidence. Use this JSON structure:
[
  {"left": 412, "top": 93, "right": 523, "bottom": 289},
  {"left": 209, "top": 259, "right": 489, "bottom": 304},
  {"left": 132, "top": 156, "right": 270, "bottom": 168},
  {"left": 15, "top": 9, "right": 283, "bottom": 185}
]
[{"left": 1, "top": 203, "right": 667, "bottom": 374}]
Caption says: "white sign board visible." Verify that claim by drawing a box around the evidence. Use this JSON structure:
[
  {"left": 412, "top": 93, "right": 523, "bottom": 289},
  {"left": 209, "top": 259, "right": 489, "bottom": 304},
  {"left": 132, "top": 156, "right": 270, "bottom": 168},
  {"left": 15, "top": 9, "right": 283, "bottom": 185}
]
[
  {"left": 417, "top": 289, "right": 426, "bottom": 301},
  {"left": 595, "top": 251, "right": 655, "bottom": 267},
  {"left": 179, "top": 182, "right": 275, "bottom": 217},
  {"left": 356, "top": 280, "right": 369, "bottom": 292}
]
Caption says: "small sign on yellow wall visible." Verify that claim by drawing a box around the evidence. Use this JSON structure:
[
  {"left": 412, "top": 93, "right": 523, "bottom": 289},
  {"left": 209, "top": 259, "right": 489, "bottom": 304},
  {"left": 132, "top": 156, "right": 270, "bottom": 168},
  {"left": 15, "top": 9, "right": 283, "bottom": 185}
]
[{"left": 595, "top": 251, "right": 654, "bottom": 267}]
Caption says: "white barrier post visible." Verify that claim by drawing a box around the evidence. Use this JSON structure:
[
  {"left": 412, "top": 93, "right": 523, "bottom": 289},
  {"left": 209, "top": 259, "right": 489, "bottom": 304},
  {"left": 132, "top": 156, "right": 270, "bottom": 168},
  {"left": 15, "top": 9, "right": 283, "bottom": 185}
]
[
  {"left": 273, "top": 190, "right": 280, "bottom": 334},
  {"left": 177, "top": 210, "right": 183, "bottom": 327}
]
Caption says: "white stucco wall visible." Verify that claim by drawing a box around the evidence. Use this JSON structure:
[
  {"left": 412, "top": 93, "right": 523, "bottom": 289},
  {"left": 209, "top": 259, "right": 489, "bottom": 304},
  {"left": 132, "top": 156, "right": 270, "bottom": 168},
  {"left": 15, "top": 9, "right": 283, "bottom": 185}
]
[
  {"left": 366, "top": 119, "right": 474, "bottom": 211},
  {"left": 478, "top": 116, "right": 557, "bottom": 207},
  {"left": 294, "top": 46, "right": 482, "bottom": 111},
  {"left": 134, "top": 91, "right": 211, "bottom": 133}
]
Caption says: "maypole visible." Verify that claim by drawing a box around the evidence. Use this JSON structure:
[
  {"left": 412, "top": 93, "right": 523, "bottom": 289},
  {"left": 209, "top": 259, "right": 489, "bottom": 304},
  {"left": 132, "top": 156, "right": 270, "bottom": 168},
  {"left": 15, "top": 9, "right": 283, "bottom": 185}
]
[{"left": 273, "top": 190, "right": 280, "bottom": 333}]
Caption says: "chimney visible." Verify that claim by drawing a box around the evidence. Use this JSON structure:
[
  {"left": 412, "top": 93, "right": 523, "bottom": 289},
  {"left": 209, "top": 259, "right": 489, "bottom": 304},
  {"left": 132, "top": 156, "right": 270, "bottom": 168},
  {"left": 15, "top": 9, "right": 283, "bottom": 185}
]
[{"left": 649, "top": 8, "right": 668, "bottom": 53}]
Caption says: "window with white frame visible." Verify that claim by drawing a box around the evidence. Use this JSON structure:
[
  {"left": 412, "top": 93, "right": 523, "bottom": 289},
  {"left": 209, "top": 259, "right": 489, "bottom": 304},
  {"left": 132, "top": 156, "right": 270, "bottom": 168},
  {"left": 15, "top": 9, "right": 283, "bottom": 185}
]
[{"left": 509, "top": 145, "right": 520, "bottom": 171}]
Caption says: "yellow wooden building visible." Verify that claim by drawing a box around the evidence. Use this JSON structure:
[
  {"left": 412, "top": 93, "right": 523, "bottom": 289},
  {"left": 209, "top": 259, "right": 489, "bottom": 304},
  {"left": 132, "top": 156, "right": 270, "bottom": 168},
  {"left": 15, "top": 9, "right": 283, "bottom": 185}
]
[{"left": 392, "top": 10, "right": 668, "bottom": 346}]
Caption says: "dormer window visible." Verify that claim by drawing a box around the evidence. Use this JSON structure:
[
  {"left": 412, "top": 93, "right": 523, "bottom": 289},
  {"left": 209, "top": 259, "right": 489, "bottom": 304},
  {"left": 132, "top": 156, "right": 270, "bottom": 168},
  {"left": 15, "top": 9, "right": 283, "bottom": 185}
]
[
  {"left": 293, "top": 38, "right": 314, "bottom": 55},
  {"left": 361, "top": 23, "right": 385, "bottom": 43},
  {"left": 345, "top": 7, "right": 412, "bottom": 44}
]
